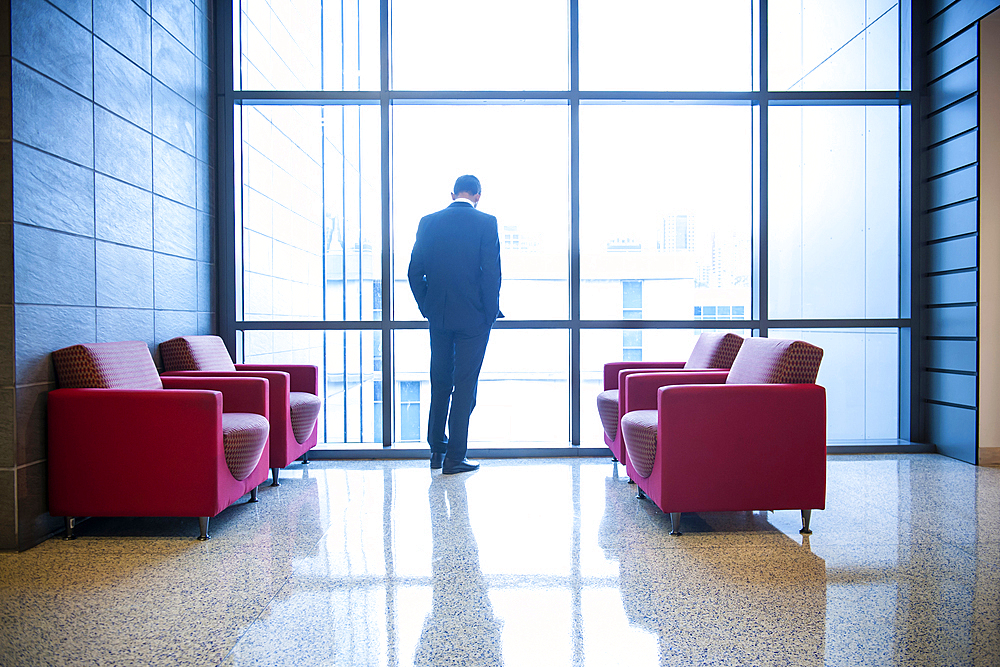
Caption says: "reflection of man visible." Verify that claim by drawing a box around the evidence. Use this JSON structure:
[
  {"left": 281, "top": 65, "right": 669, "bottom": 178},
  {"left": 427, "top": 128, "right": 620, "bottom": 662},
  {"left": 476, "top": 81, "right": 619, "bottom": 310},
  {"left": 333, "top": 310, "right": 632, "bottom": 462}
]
[
  {"left": 413, "top": 476, "right": 503, "bottom": 666},
  {"left": 408, "top": 175, "right": 502, "bottom": 475}
]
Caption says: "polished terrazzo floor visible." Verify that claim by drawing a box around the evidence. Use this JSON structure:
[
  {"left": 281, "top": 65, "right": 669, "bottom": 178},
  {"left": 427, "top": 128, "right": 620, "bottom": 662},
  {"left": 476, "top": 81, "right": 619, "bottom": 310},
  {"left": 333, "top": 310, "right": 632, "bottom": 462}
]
[{"left": 0, "top": 454, "right": 998, "bottom": 666}]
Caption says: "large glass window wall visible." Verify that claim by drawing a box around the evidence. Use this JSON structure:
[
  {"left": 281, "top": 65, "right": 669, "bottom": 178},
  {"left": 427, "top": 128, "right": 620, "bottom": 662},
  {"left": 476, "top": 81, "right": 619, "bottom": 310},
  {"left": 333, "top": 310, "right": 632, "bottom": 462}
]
[{"left": 224, "top": 0, "right": 911, "bottom": 450}]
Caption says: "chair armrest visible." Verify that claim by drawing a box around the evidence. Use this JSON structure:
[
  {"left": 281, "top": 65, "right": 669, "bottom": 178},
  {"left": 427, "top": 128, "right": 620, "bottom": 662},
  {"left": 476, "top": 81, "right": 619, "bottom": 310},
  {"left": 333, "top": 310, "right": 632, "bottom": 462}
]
[
  {"left": 237, "top": 364, "right": 319, "bottom": 394},
  {"left": 161, "top": 376, "right": 268, "bottom": 418},
  {"left": 603, "top": 361, "right": 685, "bottom": 390},
  {"left": 623, "top": 370, "right": 729, "bottom": 412},
  {"left": 163, "top": 370, "right": 289, "bottom": 411}
]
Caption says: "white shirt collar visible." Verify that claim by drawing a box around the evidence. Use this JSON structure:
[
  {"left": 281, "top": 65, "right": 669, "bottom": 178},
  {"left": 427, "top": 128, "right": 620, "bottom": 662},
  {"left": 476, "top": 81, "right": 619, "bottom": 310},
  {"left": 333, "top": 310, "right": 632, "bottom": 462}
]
[{"left": 453, "top": 197, "right": 476, "bottom": 207}]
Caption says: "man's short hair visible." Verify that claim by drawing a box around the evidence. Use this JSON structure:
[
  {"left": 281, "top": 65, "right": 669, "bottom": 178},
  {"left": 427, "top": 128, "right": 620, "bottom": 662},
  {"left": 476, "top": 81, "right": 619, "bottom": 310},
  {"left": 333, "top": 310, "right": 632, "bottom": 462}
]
[{"left": 453, "top": 174, "right": 481, "bottom": 196}]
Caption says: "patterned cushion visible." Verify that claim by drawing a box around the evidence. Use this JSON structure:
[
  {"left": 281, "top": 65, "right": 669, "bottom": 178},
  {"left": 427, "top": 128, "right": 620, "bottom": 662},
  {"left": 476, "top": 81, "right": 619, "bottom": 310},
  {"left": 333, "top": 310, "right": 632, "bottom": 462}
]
[
  {"left": 621, "top": 410, "right": 658, "bottom": 479},
  {"left": 159, "top": 336, "right": 237, "bottom": 372},
  {"left": 726, "top": 338, "right": 824, "bottom": 385},
  {"left": 289, "top": 391, "right": 322, "bottom": 443},
  {"left": 52, "top": 341, "right": 163, "bottom": 390},
  {"left": 684, "top": 332, "right": 744, "bottom": 369},
  {"left": 596, "top": 389, "right": 620, "bottom": 441},
  {"left": 221, "top": 413, "right": 269, "bottom": 481}
]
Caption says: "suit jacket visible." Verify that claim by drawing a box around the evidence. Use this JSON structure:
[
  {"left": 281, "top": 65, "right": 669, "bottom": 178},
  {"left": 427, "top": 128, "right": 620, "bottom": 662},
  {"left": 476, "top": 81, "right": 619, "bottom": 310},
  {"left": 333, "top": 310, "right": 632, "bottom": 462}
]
[{"left": 408, "top": 201, "right": 502, "bottom": 331}]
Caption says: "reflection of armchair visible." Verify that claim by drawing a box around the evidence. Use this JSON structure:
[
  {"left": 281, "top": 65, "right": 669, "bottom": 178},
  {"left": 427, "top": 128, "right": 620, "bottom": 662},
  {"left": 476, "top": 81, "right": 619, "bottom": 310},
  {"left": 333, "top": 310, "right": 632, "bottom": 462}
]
[
  {"left": 159, "top": 335, "right": 322, "bottom": 487},
  {"left": 597, "top": 332, "right": 743, "bottom": 468},
  {"left": 620, "top": 337, "right": 826, "bottom": 535},
  {"left": 596, "top": 464, "right": 827, "bottom": 665},
  {"left": 48, "top": 341, "right": 270, "bottom": 540}
]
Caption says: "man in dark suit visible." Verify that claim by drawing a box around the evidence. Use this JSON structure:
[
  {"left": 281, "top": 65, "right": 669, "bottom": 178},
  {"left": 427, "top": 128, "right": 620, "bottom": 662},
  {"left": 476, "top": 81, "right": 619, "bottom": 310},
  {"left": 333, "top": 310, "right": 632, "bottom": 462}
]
[{"left": 408, "top": 175, "right": 502, "bottom": 474}]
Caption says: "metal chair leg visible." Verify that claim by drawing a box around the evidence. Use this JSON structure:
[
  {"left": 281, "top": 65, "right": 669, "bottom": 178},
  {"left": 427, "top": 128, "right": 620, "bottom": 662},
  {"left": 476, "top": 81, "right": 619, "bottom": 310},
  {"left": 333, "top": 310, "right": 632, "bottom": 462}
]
[
  {"left": 270, "top": 467, "right": 280, "bottom": 487},
  {"left": 636, "top": 487, "right": 646, "bottom": 500},
  {"left": 800, "top": 509, "right": 813, "bottom": 534},
  {"left": 63, "top": 517, "right": 76, "bottom": 540},
  {"left": 248, "top": 486, "right": 259, "bottom": 503},
  {"left": 198, "top": 517, "right": 211, "bottom": 541},
  {"left": 301, "top": 451, "right": 310, "bottom": 465},
  {"left": 669, "top": 513, "right": 682, "bottom": 536}
]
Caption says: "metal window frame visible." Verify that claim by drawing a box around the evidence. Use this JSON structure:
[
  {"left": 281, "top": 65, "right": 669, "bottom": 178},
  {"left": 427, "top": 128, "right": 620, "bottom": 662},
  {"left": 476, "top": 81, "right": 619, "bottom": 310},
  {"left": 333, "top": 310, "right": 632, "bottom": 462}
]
[{"left": 217, "top": 0, "right": 915, "bottom": 455}]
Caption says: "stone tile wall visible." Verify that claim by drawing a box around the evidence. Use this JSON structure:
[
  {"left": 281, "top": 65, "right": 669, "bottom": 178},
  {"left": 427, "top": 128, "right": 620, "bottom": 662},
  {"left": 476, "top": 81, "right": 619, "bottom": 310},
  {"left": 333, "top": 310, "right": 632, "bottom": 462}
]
[{"left": 0, "top": 0, "right": 215, "bottom": 550}]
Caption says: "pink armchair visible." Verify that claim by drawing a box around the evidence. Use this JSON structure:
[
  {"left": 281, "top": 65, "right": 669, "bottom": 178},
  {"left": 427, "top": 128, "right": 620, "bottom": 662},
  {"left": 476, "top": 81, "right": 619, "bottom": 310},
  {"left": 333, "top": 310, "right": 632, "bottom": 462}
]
[
  {"left": 597, "top": 332, "right": 743, "bottom": 468},
  {"left": 48, "top": 341, "right": 270, "bottom": 540},
  {"left": 619, "top": 337, "right": 826, "bottom": 535},
  {"left": 159, "top": 335, "right": 322, "bottom": 487}
]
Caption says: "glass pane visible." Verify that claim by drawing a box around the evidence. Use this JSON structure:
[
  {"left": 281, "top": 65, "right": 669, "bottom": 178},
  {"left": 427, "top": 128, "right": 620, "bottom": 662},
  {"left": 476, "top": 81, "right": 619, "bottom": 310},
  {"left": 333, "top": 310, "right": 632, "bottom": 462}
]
[
  {"left": 392, "top": 105, "right": 569, "bottom": 321},
  {"left": 239, "top": 105, "right": 381, "bottom": 321},
  {"left": 622, "top": 330, "right": 642, "bottom": 348},
  {"left": 772, "top": 328, "right": 900, "bottom": 440},
  {"left": 390, "top": 0, "right": 568, "bottom": 90},
  {"left": 769, "top": 106, "right": 899, "bottom": 319},
  {"left": 239, "top": 0, "right": 380, "bottom": 91},
  {"left": 580, "top": 105, "right": 752, "bottom": 320},
  {"left": 768, "top": 0, "right": 900, "bottom": 91},
  {"left": 393, "top": 329, "right": 569, "bottom": 446},
  {"left": 580, "top": 0, "right": 754, "bottom": 91},
  {"left": 580, "top": 328, "right": 750, "bottom": 447},
  {"left": 241, "top": 329, "right": 382, "bottom": 446}
]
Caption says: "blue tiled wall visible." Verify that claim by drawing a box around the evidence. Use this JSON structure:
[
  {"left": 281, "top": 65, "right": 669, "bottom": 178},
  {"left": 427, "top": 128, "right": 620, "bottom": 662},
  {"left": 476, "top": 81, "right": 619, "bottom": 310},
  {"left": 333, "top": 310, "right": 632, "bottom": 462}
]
[{"left": 0, "top": 0, "right": 216, "bottom": 550}]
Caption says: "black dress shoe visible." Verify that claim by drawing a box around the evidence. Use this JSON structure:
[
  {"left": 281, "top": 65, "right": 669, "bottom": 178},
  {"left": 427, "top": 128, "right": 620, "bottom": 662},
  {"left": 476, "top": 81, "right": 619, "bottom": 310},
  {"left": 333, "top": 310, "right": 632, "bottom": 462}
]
[
  {"left": 442, "top": 458, "right": 480, "bottom": 475},
  {"left": 430, "top": 452, "right": 445, "bottom": 470}
]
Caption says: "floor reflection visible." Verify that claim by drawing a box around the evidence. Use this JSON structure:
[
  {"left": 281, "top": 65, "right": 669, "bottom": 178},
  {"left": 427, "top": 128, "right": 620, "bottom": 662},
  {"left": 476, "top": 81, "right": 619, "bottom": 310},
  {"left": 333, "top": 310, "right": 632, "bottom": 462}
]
[
  {"left": 0, "top": 455, "right": 997, "bottom": 667},
  {"left": 414, "top": 475, "right": 504, "bottom": 665},
  {"left": 597, "top": 470, "right": 827, "bottom": 665}
]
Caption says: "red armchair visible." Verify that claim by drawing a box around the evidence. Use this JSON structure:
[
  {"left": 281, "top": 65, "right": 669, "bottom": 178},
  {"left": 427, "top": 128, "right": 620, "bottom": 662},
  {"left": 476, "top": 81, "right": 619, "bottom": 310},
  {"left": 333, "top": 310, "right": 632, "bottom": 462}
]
[
  {"left": 159, "top": 335, "right": 322, "bottom": 487},
  {"left": 597, "top": 332, "right": 743, "bottom": 468},
  {"left": 619, "top": 337, "right": 826, "bottom": 535},
  {"left": 48, "top": 341, "right": 270, "bottom": 540}
]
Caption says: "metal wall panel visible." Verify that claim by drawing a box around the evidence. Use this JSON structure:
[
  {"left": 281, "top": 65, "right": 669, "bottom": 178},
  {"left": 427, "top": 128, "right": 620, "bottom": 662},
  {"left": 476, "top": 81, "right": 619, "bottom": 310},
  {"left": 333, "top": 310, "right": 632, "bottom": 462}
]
[
  {"left": 925, "top": 338, "right": 978, "bottom": 372},
  {"left": 924, "top": 163, "right": 978, "bottom": 207},
  {"left": 924, "top": 304, "right": 978, "bottom": 337},
  {"left": 928, "top": 1, "right": 962, "bottom": 19},
  {"left": 929, "top": 0, "right": 1000, "bottom": 48},
  {"left": 926, "top": 129, "right": 978, "bottom": 177},
  {"left": 927, "top": 96, "right": 979, "bottom": 144},
  {"left": 927, "top": 59, "right": 978, "bottom": 113},
  {"left": 925, "top": 270, "right": 978, "bottom": 305},
  {"left": 928, "top": 23, "right": 978, "bottom": 81},
  {"left": 926, "top": 201, "right": 978, "bottom": 241},
  {"left": 925, "top": 369, "right": 978, "bottom": 405},
  {"left": 926, "top": 402, "right": 978, "bottom": 463},
  {"left": 924, "top": 234, "right": 978, "bottom": 273}
]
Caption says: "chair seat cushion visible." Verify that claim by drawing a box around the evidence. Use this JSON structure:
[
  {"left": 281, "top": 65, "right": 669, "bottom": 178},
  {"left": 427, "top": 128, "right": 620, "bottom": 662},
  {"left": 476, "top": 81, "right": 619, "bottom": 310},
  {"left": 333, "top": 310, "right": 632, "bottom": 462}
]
[
  {"left": 621, "top": 410, "right": 658, "bottom": 479},
  {"left": 597, "top": 389, "right": 620, "bottom": 441},
  {"left": 289, "top": 392, "right": 322, "bottom": 444},
  {"left": 222, "top": 413, "right": 269, "bottom": 481}
]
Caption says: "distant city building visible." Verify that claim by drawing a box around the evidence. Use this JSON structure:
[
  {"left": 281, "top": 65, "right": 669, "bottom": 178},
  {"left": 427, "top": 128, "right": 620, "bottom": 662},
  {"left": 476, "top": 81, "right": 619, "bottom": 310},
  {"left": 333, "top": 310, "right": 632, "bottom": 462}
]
[
  {"left": 606, "top": 238, "right": 642, "bottom": 252},
  {"left": 502, "top": 224, "right": 538, "bottom": 251},
  {"left": 661, "top": 214, "right": 695, "bottom": 251}
]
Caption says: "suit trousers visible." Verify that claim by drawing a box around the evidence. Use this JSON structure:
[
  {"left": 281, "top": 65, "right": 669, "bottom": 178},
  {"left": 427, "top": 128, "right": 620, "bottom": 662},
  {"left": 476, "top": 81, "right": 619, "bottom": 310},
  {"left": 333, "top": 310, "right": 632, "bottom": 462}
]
[{"left": 427, "top": 323, "right": 492, "bottom": 462}]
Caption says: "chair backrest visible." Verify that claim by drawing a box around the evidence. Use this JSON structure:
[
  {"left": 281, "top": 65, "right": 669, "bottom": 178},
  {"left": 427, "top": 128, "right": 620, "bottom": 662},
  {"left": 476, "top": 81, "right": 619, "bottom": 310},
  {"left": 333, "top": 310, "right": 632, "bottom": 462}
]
[
  {"left": 725, "top": 337, "right": 824, "bottom": 384},
  {"left": 159, "top": 335, "right": 237, "bottom": 372},
  {"left": 683, "top": 332, "right": 744, "bottom": 369},
  {"left": 51, "top": 341, "right": 163, "bottom": 390}
]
